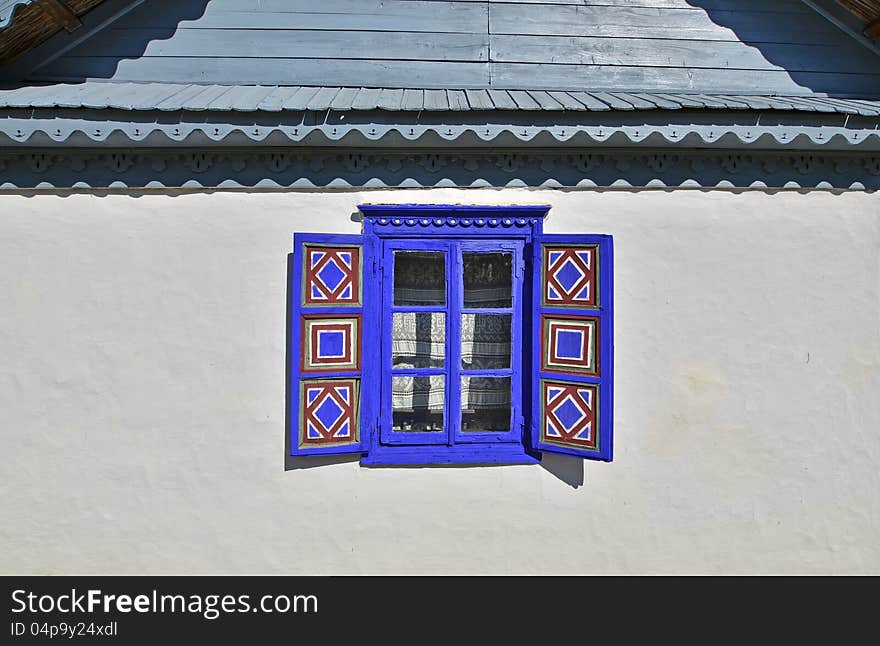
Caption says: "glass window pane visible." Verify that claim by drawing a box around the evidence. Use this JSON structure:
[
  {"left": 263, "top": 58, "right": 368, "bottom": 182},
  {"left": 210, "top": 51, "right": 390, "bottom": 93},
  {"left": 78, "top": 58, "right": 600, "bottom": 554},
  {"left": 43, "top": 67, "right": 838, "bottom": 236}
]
[
  {"left": 392, "top": 312, "right": 445, "bottom": 368},
  {"left": 461, "top": 377, "right": 511, "bottom": 432},
  {"left": 461, "top": 314, "right": 511, "bottom": 370},
  {"left": 392, "top": 376, "right": 445, "bottom": 431},
  {"left": 463, "top": 252, "right": 512, "bottom": 308},
  {"left": 394, "top": 251, "right": 446, "bottom": 306}
]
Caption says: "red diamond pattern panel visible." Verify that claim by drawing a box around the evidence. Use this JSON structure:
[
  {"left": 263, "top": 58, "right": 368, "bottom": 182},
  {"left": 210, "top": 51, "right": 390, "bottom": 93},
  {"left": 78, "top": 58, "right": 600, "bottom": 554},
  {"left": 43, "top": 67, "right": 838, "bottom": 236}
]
[
  {"left": 543, "top": 245, "right": 598, "bottom": 308},
  {"left": 541, "top": 380, "right": 598, "bottom": 451},
  {"left": 304, "top": 245, "right": 361, "bottom": 306},
  {"left": 299, "top": 378, "right": 360, "bottom": 447}
]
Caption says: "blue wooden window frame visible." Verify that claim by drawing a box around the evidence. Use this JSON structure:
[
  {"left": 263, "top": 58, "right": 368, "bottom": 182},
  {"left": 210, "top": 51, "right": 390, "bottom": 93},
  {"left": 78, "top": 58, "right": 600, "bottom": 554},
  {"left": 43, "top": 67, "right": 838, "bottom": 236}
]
[
  {"left": 381, "top": 238, "right": 452, "bottom": 447},
  {"left": 380, "top": 237, "right": 525, "bottom": 448},
  {"left": 454, "top": 238, "right": 524, "bottom": 445},
  {"left": 289, "top": 205, "right": 613, "bottom": 466}
]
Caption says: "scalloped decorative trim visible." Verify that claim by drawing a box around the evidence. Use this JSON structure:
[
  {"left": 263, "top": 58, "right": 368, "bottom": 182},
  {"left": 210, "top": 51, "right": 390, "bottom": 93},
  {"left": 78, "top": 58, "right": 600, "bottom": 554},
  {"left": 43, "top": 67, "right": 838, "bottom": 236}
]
[
  {"left": 1, "top": 120, "right": 879, "bottom": 150},
  {"left": 0, "top": 148, "right": 878, "bottom": 190}
]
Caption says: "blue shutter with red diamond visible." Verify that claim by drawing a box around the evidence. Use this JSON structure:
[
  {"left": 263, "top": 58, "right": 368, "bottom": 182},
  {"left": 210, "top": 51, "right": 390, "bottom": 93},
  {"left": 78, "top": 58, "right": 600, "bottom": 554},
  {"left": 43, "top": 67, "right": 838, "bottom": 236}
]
[
  {"left": 289, "top": 233, "right": 369, "bottom": 456},
  {"left": 530, "top": 234, "right": 613, "bottom": 461}
]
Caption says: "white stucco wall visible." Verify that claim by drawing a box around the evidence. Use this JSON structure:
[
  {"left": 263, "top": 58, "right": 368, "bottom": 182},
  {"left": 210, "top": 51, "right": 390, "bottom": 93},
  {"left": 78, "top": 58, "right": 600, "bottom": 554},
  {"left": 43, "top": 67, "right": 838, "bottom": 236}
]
[{"left": 0, "top": 187, "right": 878, "bottom": 574}]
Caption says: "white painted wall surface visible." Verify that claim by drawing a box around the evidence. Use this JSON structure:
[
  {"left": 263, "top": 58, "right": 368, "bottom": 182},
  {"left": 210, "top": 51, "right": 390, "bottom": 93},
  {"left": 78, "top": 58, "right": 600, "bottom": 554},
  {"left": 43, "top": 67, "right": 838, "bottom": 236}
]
[{"left": 0, "top": 188, "right": 878, "bottom": 574}]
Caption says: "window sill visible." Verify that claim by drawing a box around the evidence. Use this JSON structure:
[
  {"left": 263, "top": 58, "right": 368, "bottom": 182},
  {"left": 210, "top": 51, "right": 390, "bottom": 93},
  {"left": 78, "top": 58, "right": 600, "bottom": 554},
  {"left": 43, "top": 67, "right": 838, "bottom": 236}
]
[{"left": 360, "top": 443, "right": 540, "bottom": 466}]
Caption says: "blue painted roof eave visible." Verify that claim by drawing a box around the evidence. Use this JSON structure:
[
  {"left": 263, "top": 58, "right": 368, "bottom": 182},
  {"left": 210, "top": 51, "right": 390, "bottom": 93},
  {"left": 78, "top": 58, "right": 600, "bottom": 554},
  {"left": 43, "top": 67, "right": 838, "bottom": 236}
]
[{"left": 2, "top": 84, "right": 880, "bottom": 114}]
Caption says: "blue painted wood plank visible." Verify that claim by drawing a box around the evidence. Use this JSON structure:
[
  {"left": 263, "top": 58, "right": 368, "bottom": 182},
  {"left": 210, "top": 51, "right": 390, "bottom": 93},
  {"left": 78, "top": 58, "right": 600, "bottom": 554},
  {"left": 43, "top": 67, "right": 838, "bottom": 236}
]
[
  {"left": 152, "top": 83, "right": 204, "bottom": 110},
  {"left": 447, "top": 89, "right": 469, "bottom": 111},
  {"left": 803, "top": 96, "right": 869, "bottom": 115},
  {"left": 329, "top": 87, "right": 360, "bottom": 110},
  {"left": 664, "top": 93, "right": 726, "bottom": 108},
  {"left": 490, "top": 63, "right": 880, "bottom": 96},
  {"left": 740, "top": 95, "right": 803, "bottom": 110},
  {"left": 485, "top": 0, "right": 808, "bottom": 10},
  {"left": 53, "top": 85, "right": 95, "bottom": 109},
  {"left": 566, "top": 92, "right": 613, "bottom": 111},
  {"left": 0, "top": 85, "right": 36, "bottom": 107},
  {"left": 608, "top": 92, "right": 656, "bottom": 110},
  {"left": 359, "top": 204, "right": 551, "bottom": 216},
  {"left": 0, "top": 83, "right": 54, "bottom": 106},
  {"left": 464, "top": 89, "right": 494, "bottom": 110},
  {"left": 651, "top": 93, "right": 704, "bottom": 109},
  {"left": 636, "top": 93, "right": 685, "bottom": 109},
  {"left": 219, "top": 85, "right": 278, "bottom": 111},
  {"left": 180, "top": 84, "right": 235, "bottom": 111},
  {"left": 121, "top": 0, "right": 489, "bottom": 34},
  {"left": 360, "top": 444, "right": 539, "bottom": 466},
  {"left": 352, "top": 88, "right": 382, "bottom": 110},
  {"left": 691, "top": 94, "right": 752, "bottom": 108},
  {"left": 527, "top": 91, "right": 564, "bottom": 110},
  {"left": 507, "top": 90, "right": 542, "bottom": 111},
  {"left": 205, "top": 85, "right": 252, "bottom": 110},
  {"left": 490, "top": 2, "right": 839, "bottom": 45},
  {"left": 256, "top": 86, "right": 299, "bottom": 112},
  {"left": 588, "top": 92, "right": 635, "bottom": 110},
  {"left": 843, "top": 99, "right": 880, "bottom": 116},
  {"left": 306, "top": 87, "right": 342, "bottom": 111},
  {"left": 424, "top": 89, "right": 450, "bottom": 111},
  {"left": 489, "top": 34, "right": 879, "bottom": 75},
  {"left": 282, "top": 87, "right": 322, "bottom": 110},
  {"left": 772, "top": 96, "right": 838, "bottom": 113},
  {"left": 401, "top": 89, "right": 424, "bottom": 111},
  {"left": 32, "top": 58, "right": 494, "bottom": 88},
  {"left": 69, "top": 28, "right": 490, "bottom": 63},
  {"left": 546, "top": 91, "right": 588, "bottom": 111},
  {"left": 203, "top": 86, "right": 252, "bottom": 110},
  {"left": 148, "top": 83, "right": 203, "bottom": 110},
  {"left": 486, "top": 90, "right": 517, "bottom": 110},
  {"left": 75, "top": 84, "right": 118, "bottom": 110},
  {"left": 41, "top": 83, "right": 98, "bottom": 110},
  {"left": 45, "top": 83, "right": 121, "bottom": 111},
  {"left": 377, "top": 88, "right": 404, "bottom": 111},
  {"left": 720, "top": 94, "right": 776, "bottom": 110}
]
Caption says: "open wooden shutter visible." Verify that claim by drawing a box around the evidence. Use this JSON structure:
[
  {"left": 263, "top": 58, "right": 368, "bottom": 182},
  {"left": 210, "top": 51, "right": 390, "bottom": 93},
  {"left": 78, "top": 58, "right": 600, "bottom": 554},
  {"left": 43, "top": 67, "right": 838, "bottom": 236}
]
[
  {"left": 289, "top": 233, "right": 368, "bottom": 456},
  {"left": 530, "top": 234, "right": 613, "bottom": 461}
]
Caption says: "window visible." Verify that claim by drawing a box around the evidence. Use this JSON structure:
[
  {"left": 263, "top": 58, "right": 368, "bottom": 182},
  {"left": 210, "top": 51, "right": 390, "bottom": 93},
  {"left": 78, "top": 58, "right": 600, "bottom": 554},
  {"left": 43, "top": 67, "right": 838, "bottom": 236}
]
[{"left": 289, "top": 205, "right": 613, "bottom": 466}]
